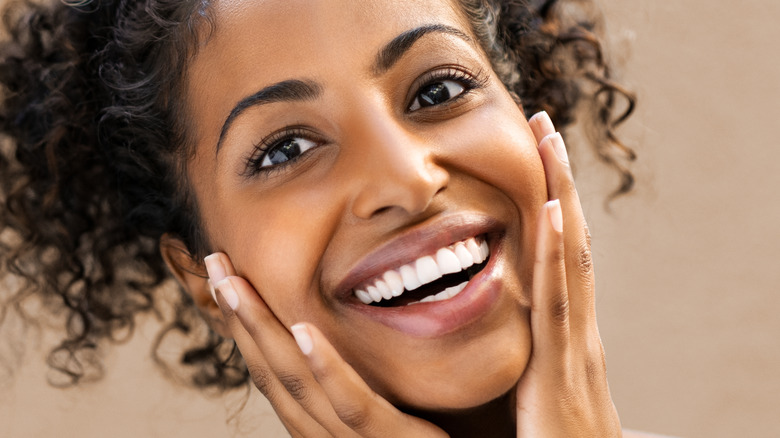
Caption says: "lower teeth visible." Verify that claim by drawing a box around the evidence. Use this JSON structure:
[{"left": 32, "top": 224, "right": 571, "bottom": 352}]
[{"left": 408, "top": 280, "right": 469, "bottom": 305}]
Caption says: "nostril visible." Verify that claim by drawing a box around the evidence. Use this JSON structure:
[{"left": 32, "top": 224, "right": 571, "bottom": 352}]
[{"left": 372, "top": 206, "right": 392, "bottom": 216}]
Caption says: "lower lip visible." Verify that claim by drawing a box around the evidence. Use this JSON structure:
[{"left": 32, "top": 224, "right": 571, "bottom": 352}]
[{"left": 346, "top": 236, "right": 505, "bottom": 338}]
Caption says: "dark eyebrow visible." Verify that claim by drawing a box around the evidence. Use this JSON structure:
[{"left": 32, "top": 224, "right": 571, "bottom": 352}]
[
  {"left": 372, "top": 24, "right": 472, "bottom": 75},
  {"left": 216, "top": 79, "right": 322, "bottom": 153}
]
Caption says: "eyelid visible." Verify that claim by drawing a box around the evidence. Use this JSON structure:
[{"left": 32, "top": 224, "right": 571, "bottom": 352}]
[
  {"left": 242, "top": 125, "right": 323, "bottom": 178},
  {"left": 406, "top": 65, "right": 488, "bottom": 112}
]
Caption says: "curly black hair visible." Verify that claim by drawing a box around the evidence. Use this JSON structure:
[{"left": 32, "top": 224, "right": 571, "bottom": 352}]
[{"left": 0, "top": 0, "right": 635, "bottom": 390}]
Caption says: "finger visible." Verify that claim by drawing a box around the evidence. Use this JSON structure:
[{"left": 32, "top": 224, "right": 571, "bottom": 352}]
[
  {"left": 213, "top": 274, "right": 357, "bottom": 437},
  {"left": 528, "top": 111, "right": 556, "bottom": 144},
  {"left": 536, "top": 129, "right": 597, "bottom": 335},
  {"left": 205, "top": 254, "right": 341, "bottom": 436},
  {"left": 530, "top": 199, "right": 571, "bottom": 363},
  {"left": 291, "top": 323, "right": 448, "bottom": 438}
]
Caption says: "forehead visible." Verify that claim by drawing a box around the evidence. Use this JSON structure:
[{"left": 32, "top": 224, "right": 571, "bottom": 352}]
[{"left": 186, "top": 0, "right": 469, "bottom": 148}]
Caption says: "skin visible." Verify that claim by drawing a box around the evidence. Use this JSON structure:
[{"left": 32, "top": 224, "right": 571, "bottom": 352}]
[{"left": 161, "top": 0, "right": 628, "bottom": 435}]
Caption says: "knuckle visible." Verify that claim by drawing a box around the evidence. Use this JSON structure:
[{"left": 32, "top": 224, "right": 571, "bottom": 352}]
[
  {"left": 277, "top": 372, "right": 309, "bottom": 403},
  {"left": 336, "top": 399, "right": 374, "bottom": 431},
  {"left": 582, "top": 338, "right": 608, "bottom": 385},
  {"left": 578, "top": 244, "right": 593, "bottom": 275},
  {"left": 247, "top": 364, "right": 275, "bottom": 397},
  {"left": 548, "top": 292, "right": 570, "bottom": 325}
]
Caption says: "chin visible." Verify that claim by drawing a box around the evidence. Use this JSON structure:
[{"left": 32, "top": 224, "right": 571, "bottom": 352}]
[{"left": 367, "top": 321, "right": 532, "bottom": 413}]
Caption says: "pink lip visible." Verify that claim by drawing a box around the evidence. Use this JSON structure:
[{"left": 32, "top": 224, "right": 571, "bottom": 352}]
[
  {"left": 334, "top": 212, "right": 502, "bottom": 299},
  {"left": 334, "top": 212, "right": 507, "bottom": 338},
  {"left": 346, "top": 235, "right": 504, "bottom": 338}
]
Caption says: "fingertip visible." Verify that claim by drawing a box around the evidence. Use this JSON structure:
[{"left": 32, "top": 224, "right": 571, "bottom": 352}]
[
  {"left": 548, "top": 132, "right": 569, "bottom": 165},
  {"left": 216, "top": 277, "right": 240, "bottom": 311},
  {"left": 529, "top": 110, "right": 555, "bottom": 141},
  {"left": 291, "top": 323, "right": 313, "bottom": 356},
  {"left": 204, "top": 253, "right": 227, "bottom": 284},
  {"left": 546, "top": 199, "right": 563, "bottom": 233}
]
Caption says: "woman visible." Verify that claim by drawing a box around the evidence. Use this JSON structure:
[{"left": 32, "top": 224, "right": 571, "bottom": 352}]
[{"left": 0, "top": 0, "right": 645, "bottom": 436}]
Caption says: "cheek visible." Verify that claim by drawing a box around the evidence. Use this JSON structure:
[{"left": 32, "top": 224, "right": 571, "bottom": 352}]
[
  {"left": 210, "top": 186, "right": 341, "bottom": 325},
  {"left": 437, "top": 102, "right": 548, "bottom": 218}
]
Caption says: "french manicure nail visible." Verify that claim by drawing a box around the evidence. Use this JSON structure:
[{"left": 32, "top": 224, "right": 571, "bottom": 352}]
[
  {"left": 204, "top": 253, "right": 227, "bottom": 284},
  {"left": 291, "top": 323, "right": 313, "bottom": 356},
  {"left": 533, "top": 111, "right": 555, "bottom": 136},
  {"left": 550, "top": 132, "right": 569, "bottom": 164},
  {"left": 216, "top": 278, "right": 239, "bottom": 310},
  {"left": 547, "top": 199, "right": 563, "bottom": 233},
  {"left": 208, "top": 279, "right": 217, "bottom": 305}
]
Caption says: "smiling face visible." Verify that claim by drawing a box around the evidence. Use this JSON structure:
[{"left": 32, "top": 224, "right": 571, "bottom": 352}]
[{"left": 184, "top": 0, "right": 548, "bottom": 411}]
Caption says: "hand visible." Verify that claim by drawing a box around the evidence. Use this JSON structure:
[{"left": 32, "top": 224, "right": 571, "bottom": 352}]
[
  {"left": 516, "top": 111, "right": 622, "bottom": 437},
  {"left": 204, "top": 253, "right": 448, "bottom": 438}
]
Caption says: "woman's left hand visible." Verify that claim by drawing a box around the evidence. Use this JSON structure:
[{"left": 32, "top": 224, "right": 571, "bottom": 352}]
[{"left": 515, "top": 111, "right": 622, "bottom": 437}]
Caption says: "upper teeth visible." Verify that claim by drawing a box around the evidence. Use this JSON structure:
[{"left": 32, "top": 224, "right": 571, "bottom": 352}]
[{"left": 354, "top": 237, "right": 489, "bottom": 305}]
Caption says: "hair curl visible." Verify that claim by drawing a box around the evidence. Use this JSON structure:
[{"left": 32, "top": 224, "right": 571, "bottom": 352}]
[{"left": 0, "top": 0, "right": 634, "bottom": 390}]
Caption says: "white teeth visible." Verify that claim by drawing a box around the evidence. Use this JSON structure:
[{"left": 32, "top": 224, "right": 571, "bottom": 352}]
[
  {"left": 453, "top": 242, "right": 474, "bottom": 269},
  {"left": 383, "top": 270, "right": 405, "bottom": 297},
  {"left": 479, "top": 240, "right": 489, "bottom": 261},
  {"left": 366, "top": 285, "right": 382, "bottom": 302},
  {"left": 399, "top": 264, "right": 422, "bottom": 291},
  {"left": 353, "top": 236, "right": 491, "bottom": 305},
  {"left": 407, "top": 281, "right": 468, "bottom": 306},
  {"left": 415, "top": 256, "right": 441, "bottom": 285},
  {"left": 436, "top": 247, "right": 462, "bottom": 275},
  {"left": 466, "top": 238, "right": 483, "bottom": 264},
  {"left": 375, "top": 280, "right": 393, "bottom": 300},
  {"left": 355, "top": 288, "right": 373, "bottom": 304}
]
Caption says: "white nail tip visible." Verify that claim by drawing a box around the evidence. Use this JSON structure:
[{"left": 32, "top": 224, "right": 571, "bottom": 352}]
[
  {"left": 436, "top": 247, "right": 461, "bottom": 275},
  {"left": 400, "top": 264, "right": 422, "bottom": 291},
  {"left": 415, "top": 256, "right": 441, "bottom": 285},
  {"left": 208, "top": 279, "right": 217, "bottom": 305}
]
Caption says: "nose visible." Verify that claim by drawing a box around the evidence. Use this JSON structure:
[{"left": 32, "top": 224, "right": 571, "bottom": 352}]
[{"left": 348, "top": 116, "right": 449, "bottom": 220}]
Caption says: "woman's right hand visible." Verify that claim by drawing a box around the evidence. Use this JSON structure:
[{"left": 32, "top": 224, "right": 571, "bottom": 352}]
[{"left": 204, "top": 253, "right": 448, "bottom": 438}]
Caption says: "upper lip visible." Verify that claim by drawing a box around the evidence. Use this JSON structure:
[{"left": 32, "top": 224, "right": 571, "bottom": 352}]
[{"left": 333, "top": 212, "right": 502, "bottom": 300}]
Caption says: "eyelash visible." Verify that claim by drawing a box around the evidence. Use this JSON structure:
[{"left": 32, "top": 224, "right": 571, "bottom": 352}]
[
  {"left": 243, "top": 67, "right": 488, "bottom": 177},
  {"left": 243, "top": 126, "right": 321, "bottom": 178},
  {"left": 407, "top": 66, "right": 488, "bottom": 112}
]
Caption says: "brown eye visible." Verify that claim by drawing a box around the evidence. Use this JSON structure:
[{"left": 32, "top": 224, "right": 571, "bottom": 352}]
[{"left": 409, "top": 80, "right": 465, "bottom": 111}]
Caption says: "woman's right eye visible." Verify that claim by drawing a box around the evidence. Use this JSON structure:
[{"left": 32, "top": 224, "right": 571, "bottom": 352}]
[{"left": 259, "top": 136, "right": 318, "bottom": 168}]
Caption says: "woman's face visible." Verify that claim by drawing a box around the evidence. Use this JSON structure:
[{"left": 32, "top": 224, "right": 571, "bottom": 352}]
[{"left": 185, "top": 0, "right": 547, "bottom": 411}]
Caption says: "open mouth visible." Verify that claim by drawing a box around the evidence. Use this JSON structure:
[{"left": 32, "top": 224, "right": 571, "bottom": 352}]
[{"left": 353, "top": 236, "right": 490, "bottom": 307}]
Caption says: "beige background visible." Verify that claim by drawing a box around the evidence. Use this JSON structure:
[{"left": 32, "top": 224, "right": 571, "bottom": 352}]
[{"left": 2, "top": 0, "right": 779, "bottom": 437}]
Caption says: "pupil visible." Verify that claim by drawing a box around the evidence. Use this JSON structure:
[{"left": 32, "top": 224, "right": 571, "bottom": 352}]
[
  {"left": 419, "top": 82, "right": 450, "bottom": 107},
  {"left": 268, "top": 140, "right": 301, "bottom": 165}
]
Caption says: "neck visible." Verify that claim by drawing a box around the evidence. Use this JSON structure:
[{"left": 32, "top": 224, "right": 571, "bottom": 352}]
[{"left": 404, "top": 391, "right": 515, "bottom": 438}]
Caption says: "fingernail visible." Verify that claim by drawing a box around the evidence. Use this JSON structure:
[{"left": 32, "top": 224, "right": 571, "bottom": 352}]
[
  {"left": 216, "top": 278, "right": 239, "bottom": 311},
  {"left": 547, "top": 199, "right": 563, "bottom": 233},
  {"left": 204, "top": 253, "right": 227, "bottom": 284},
  {"left": 291, "top": 323, "right": 313, "bottom": 356},
  {"left": 531, "top": 111, "right": 555, "bottom": 136},
  {"left": 550, "top": 132, "right": 569, "bottom": 164},
  {"left": 208, "top": 279, "right": 217, "bottom": 305}
]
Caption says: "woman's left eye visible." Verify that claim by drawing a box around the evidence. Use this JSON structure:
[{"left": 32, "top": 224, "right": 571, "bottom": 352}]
[
  {"left": 409, "top": 79, "right": 466, "bottom": 111},
  {"left": 260, "top": 137, "right": 318, "bottom": 168}
]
